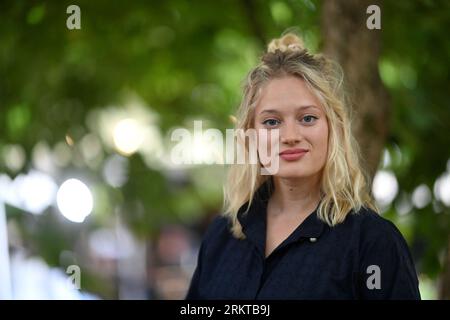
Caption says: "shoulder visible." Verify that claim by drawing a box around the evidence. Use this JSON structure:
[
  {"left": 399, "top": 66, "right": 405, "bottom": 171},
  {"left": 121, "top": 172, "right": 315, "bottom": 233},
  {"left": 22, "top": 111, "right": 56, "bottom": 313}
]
[
  {"left": 345, "top": 207, "right": 407, "bottom": 248},
  {"left": 199, "top": 214, "right": 233, "bottom": 251},
  {"left": 344, "top": 206, "right": 387, "bottom": 227},
  {"left": 203, "top": 214, "right": 231, "bottom": 240},
  {"left": 344, "top": 207, "right": 416, "bottom": 273},
  {"left": 344, "top": 208, "right": 420, "bottom": 299}
]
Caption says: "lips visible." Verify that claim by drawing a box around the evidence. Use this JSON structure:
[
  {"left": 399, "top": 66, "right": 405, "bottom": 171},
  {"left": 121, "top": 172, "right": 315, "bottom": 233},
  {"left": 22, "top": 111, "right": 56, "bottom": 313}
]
[{"left": 279, "top": 148, "right": 309, "bottom": 161}]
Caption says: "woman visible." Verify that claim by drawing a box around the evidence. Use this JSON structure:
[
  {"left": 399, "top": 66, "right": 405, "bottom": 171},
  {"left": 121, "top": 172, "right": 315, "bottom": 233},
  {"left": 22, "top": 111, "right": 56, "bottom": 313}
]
[{"left": 186, "top": 33, "right": 420, "bottom": 299}]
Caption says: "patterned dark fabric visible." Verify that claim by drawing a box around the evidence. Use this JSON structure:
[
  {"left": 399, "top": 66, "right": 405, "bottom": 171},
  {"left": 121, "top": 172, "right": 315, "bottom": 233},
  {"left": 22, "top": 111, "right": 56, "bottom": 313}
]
[{"left": 186, "top": 182, "right": 421, "bottom": 300}]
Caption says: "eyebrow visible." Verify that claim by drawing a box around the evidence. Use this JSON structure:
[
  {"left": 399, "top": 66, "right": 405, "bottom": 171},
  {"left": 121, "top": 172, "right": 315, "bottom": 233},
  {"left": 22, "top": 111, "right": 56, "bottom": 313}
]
[{"left": 259, "top": 105, "right": 319, "bottom": 115}]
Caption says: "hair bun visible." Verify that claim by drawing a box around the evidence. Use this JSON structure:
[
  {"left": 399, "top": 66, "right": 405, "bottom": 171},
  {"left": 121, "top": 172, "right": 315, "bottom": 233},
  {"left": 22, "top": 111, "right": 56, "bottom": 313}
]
[{"left": 267, "top": 33, "right": 304, "bottom": 54}]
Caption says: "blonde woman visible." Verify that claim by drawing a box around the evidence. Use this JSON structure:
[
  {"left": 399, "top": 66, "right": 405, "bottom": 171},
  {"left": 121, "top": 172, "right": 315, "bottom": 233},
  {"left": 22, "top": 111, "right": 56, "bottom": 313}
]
[{"left": 186, "top": 33, "right": 420, "bottom": 299}]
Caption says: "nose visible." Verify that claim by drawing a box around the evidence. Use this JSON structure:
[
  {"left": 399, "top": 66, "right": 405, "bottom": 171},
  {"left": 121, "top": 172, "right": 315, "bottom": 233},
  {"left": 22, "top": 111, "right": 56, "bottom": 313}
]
[{"left": 280, "top": 121, "right": 301, "bottom": 145}]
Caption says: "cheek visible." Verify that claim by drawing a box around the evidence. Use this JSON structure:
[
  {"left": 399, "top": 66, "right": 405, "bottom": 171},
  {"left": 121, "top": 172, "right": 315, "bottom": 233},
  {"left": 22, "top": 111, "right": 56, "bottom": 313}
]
[
  {"left": 256, "top": 130, "right": 279, "bottom": 155},
  {"left": 311, "top": 123, "right": 329, "bottom": 158}
]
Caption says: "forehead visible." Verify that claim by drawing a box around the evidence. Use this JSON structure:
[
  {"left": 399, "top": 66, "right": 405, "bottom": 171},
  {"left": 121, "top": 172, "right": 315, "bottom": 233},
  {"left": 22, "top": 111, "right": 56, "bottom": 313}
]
[{"left": 255, "top": 76, "right": 324, "bottom": 114}]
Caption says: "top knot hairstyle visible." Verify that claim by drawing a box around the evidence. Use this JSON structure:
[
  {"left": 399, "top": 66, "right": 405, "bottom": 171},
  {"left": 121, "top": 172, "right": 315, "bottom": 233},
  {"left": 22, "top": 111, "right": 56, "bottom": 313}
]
[
  {"left": 223, "top": 32, "right": 377, "bottom": 239},
  {"left": 267, "top": 33, "right": 305, "bottom": 53}
]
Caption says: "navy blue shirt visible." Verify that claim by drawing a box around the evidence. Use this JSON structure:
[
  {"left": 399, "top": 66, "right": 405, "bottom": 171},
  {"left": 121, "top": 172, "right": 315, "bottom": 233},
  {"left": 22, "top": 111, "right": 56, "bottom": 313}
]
[{"left": 186, "top": 182, "right": 421, "bottom": 300}]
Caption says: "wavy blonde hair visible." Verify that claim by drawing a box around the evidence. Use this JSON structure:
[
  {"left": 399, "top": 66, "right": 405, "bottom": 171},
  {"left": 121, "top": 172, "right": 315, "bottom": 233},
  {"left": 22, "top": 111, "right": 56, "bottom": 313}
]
[{"left": 223, "top": 32, "right": 378, "bottom": 239}]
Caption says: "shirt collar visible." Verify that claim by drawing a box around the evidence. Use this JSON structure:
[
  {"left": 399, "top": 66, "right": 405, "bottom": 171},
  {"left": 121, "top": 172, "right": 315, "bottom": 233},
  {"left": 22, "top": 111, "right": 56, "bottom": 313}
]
[{"left": 237, "top": 180, "right": 325, "bottom": 256}]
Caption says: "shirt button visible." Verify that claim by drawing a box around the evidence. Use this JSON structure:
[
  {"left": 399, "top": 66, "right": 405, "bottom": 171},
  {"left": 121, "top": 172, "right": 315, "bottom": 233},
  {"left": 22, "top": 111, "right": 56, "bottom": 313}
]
[{"left": 309, "top": 237, "right": 317, "bottom": 243}]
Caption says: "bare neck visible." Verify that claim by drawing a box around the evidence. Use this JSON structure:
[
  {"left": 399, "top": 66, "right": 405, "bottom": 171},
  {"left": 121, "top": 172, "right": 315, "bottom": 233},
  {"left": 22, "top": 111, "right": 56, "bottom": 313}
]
[{"left": 269, "top": 175, "right": 321, "bottom": 218}]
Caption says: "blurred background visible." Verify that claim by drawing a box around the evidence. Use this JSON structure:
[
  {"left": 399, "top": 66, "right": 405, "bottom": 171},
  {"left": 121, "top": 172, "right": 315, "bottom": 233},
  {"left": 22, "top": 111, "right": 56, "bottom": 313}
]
[{"left": 0, "top": 0, "right": 449, "bottom": 300}]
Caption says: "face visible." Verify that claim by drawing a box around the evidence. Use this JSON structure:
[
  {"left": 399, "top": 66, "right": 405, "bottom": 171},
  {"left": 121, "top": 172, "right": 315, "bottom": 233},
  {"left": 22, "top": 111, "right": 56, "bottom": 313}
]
[{"left": 253, "top": 75, "right": 329, "bottom": 179}]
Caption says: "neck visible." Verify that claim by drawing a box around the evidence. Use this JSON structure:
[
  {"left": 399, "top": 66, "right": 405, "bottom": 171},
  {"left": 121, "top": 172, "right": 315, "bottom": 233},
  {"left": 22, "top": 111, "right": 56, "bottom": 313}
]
[{"left": 269, "top": 175, "right": 321, "bottom": 217}]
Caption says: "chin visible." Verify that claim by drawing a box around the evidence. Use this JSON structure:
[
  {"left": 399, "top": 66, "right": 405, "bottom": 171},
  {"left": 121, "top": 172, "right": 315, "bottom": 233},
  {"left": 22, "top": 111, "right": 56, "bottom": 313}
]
[
  {"left": 272, "top": 167, "right": 310, "bottom": 179},
  {"left": 268, "top": 162, "right": 323, "bottom": 179}
]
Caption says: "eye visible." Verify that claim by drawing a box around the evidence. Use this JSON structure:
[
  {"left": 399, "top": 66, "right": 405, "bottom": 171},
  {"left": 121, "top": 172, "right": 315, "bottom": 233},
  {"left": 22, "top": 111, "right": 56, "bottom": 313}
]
[
  {"left": 262, "top": 118, "right": 281, "bottom": 127},
  {"left": 301, "top": 115, "right": 318, "bottom": 124}
]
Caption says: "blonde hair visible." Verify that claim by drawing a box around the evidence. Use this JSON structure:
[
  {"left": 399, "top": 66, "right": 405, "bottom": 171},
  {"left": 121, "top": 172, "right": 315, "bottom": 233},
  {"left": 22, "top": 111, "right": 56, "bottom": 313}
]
[{"left": 223, "top": 32, "right": 378, "bottom": 239}]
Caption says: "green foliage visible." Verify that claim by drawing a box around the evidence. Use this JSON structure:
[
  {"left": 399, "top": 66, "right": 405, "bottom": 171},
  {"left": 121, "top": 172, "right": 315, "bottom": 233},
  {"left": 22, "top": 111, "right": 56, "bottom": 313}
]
[
  {"left": 1, "top": 0, "right": 449, "bottom": 297},
  {"left": 381, "top": 0, "right": 450, "bottom": 277}
]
